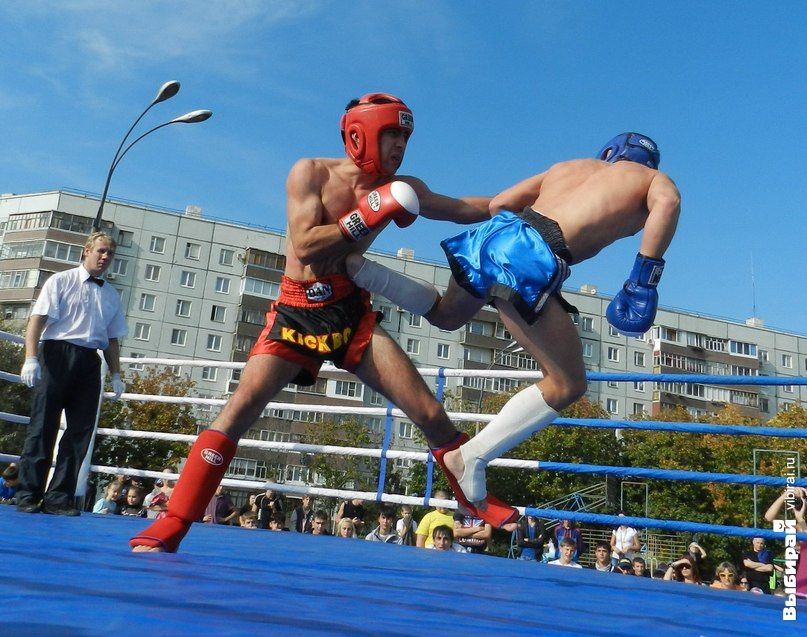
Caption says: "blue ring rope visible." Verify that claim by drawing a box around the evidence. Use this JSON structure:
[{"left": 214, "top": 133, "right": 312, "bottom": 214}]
[
  {"left": 534, "top": 460, "right": 807, "bottom": 487},
  {"left": 524, "top": 507, "right": 807, "bottom": 542},
  {"left": 585, "top": 372, "right": 807, "bottom": 385},
  {"left": 553, "top": 417, "right": 807, "bottom": 438}
]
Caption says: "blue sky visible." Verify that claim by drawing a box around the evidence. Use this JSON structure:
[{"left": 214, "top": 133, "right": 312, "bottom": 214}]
[{"left": 1, "top": 2, "right": 805, "bottom": 335}]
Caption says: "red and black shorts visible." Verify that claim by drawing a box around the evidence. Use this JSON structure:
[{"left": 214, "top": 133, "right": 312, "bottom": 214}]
[{"left": 249, "top": 274, "right": 379, "bottom": 385}]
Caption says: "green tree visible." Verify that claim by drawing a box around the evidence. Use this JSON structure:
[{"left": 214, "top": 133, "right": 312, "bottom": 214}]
[
  {"left": 302, "top": 415, "right": 381, "bottom": 491},
  {"left": 93, "top": 367, "right": 198, "bottom": 472}
]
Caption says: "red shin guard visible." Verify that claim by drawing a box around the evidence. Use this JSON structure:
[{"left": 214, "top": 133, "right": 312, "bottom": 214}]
[
  {"left": 431, "top": 432, "right": 518, "bottom": 528},
  {"left": 130, "top": 429, "right": 237, "bottom": 552}
]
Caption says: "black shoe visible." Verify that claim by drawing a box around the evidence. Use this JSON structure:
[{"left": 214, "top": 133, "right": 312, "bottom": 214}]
[
  {"left": 17, "top": 501, "right": 41, "bottom": 514},
  {"left": 41, "top": 503, "right": 81, "bottom": 517}
]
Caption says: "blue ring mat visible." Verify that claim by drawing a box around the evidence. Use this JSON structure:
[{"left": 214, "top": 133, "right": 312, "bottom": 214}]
[{"left": 0, "top": 506, "right": 801, "bottom": 636}]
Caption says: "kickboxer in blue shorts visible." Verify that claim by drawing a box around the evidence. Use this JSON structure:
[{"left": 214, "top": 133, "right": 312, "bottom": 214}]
[{"left": 348, "top": 133, "right": 681, "bottom": 510}]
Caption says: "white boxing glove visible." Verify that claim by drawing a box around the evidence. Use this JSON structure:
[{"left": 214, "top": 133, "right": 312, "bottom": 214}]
[
  {"left": 110, "top": 373, "right": 125, "bottom": 400},
  {"left": 20, "top": 356, "right": 41, "bottom": 388}
]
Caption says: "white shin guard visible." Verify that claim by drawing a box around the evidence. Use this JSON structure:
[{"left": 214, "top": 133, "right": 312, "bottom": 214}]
[
  {"left": 350, "top": 257, "right": 439, "bottom": 316},
  {"left": 459, "top": 384, "right": 558, "bottom": 502}
]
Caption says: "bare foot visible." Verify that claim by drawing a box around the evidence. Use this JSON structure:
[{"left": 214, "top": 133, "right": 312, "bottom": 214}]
[{"left": 132, "top": 545, "right": 165, "bottom": 553}]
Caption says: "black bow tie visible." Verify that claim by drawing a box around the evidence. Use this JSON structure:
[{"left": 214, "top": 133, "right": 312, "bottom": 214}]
[{"left": 88, "top": 276, "right": 105, "bottom": 287}]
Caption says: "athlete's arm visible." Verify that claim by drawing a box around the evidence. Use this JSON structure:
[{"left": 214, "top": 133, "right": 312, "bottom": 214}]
[
  {"left": 489, "top": 172, "right": 548, "bottom": 214},
  {"left": 286, "top": 159, "right": 356, "bottom": 265},
  {"left": 639, "top": 172, "right": 681, "bottom": 259},
  {"left": 400, "top": 176, "right": 491, "bottom": 223}
]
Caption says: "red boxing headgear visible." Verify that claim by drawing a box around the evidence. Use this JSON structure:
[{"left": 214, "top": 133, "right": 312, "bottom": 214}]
[{"left": 340, "top": 93, "right": 414, "bottom": 176}]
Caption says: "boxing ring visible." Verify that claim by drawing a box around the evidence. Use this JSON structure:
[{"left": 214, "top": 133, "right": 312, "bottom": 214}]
[{"left": 0, "top": 330, "right": 805, "bottom": 635}]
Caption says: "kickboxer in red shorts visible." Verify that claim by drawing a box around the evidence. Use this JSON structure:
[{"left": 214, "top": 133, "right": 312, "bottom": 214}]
[{"left": 130, "top": 93, "right": 518, "bottom": 553}]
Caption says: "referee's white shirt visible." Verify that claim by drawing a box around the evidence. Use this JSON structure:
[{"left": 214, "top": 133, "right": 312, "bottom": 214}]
[{"left": 31, "top": 265, "right": 128, "bottom": 350}]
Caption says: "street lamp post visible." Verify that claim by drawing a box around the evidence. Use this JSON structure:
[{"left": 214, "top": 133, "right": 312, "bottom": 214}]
[{"left": 92, "top": 80, "right": 212, "bottom": 231}]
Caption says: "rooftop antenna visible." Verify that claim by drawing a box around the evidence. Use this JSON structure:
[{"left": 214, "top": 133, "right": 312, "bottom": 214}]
[{"left": 750, "top": 250, "right": 757, "bottom": 318}]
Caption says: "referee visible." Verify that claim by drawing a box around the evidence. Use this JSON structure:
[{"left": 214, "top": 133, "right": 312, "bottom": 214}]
[{"left": 17, "top": 231, "right": 128, "bottom": 516}]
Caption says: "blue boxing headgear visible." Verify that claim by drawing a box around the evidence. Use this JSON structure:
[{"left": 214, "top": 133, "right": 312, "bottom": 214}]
[{"left": 597, "top": 132, "right": 660, "bottom": 169}]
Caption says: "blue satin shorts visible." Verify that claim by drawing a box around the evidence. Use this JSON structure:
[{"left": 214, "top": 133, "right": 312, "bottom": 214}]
[{"left": 441, "top": 209, "right": 574, "bottom": 324}]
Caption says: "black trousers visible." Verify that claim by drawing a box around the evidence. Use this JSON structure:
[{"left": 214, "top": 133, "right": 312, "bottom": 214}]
[{"left": 17, "top": 340, "right": 101, "bottom": 507}]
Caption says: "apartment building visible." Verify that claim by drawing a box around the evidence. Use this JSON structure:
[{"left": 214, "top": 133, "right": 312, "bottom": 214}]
[{"left": 1, "top": 189, "right": 804, "bottom": 488}]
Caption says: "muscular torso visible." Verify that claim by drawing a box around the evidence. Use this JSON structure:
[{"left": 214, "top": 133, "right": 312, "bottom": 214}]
[
  {"left": 531, "top": 159, "right": 657, "bottom": 263},
  {"left": 285, "top": 158, "right": 392, "bottom": 280}
]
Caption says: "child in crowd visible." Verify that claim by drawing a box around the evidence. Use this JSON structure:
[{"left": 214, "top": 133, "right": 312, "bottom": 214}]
[
  {"left": 119, "top": 486, "right": 147, "bottom": 517},
  {"left": 0, "top": 464, "right": 19, "bottom": 503},
  {"left": 93, "top": 482, "right": 121, "bottom": 514}
]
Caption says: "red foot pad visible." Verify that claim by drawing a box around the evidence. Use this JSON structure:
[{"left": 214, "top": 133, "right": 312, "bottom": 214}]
[
  {"left": 431, "top": 432, "right": 518, "bottom": 528},
  {"left": 129, "top": 515, "right": 190, "bottom": 553},
  {"left": 130, "top": 429, "right": 237, "bottom": 553}
]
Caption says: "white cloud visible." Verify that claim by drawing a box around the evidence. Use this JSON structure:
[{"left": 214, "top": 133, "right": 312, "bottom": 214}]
[{"left": 3, "top": 1, "right": 323, "bottom": 74}]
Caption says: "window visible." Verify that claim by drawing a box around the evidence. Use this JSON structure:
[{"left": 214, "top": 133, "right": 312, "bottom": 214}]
[
  {"left": 235, "top": 335, "right": 256, "bottom": 352},
  {"left": 495, "top": 323, "right": 512, "bottom": 340},
  {"left": 581, "top": 316, "right": 594, "bottom": 332},
  {"left": 170, "top": 329, "right": 187, "bottom": 346},
  {"left": 167, "top": 365, "right": 182, "bottom": 377},
  {"left": 201, "top": 366, "right": 218, "bottom": 381},
  {"left": 243, "top": 278, "right": 280, "bottom": 299},
  {"left": 139, "top": 293, "right": 156, "bottom": 312},
  {"left": 729, "top": 340, "right": 757, "bottom": 357},
  {"left": 398, "top": 421, "right": 414, "bottom": 439},
  {"left": 334, "top": 380, "right": 361, "bottom": 398},
  {"left": 607, "top": 381, "right": 618, "bottom": 389},
  {"left": 760, "top": 397, "right": 770, "bottom": 412},
  {"left": 606, "top": 398, "right": 618, "bottom": 414},
  {"left": 180, "top": 271, "right": 196, "bottom": 288},
  {"left": 176, "top": 299, "right": 192, "bottom": 317},
  {"left": 111, "top": 258, "right": 128, "bottom": 276},
  {"left": 210, "top": 305, "right": 227, "bottom": 323},
  {"left": 607, "top": 346, "right": 620, "bottom": 362},
  {"left": 247, "top": 251, "right": 285, "bottom": 271},
  {"left": 240, "top": 308, "right": 264, "bottom": 324},
  {"left": 117, "top": 230, "right": 133, "bottom": 247},
  {"left": 406, "top": 338, "right": 420, "bottom": 355},
  {"left": 44, "top": 241, "right": 83, "bottom": 263},
  {"left": 582, "top": 342, "right": 593, "bottom": 358},
  {"left": 185, "top": 242, "right": 201, "bottom": 260},
  {"left": 128, "top": 353, "right": 145, "bottom": 371},
  {"left": 634, "top": 351, "right": 645, "bottom": 367},
  {"left": 149, "top": 236, "right": 166, "bottom": 254},
  {"left": 437, "top": 343, "right": 450, "bottom": 359},
  {"left": 408, "top": 313, "right": 422, "bottom": 328},
  {"left": 215, "top": 276, "right": 230, "bottom": 294},
  {"left": 0, "top": 270, "right": 35, "bottom": 289},
  {"left": 466, "top": 320, "right": 493, "bottom": 336},
  {"left": 207, "top": 334, "right": 223, "bottom": 352},
  {"left": 633, "top": 381, "right": 645, "bottom": 392},
  {"left": 2, "top": 240, "right": 37, "bottom": 261},
  {"left": 609, "top": 325, "right": 621, "bottom": 337},
  {"left": 782, "top": 354, "right": 793, "bottom": 369},
  {"left": 783, "top": 385, "right": 794, "bottom": 394},
  {"left": 378, "top": 306, "right": 392, "bottom": 322},
  {"left": 219, "top": 248, "right": 235, "bottom": 266},
  {"left": 633, "top": 403, "right": 646, "bottom": 416},
  {"left": 134, "top": 323, "right": 151, "bottom": 341},
  {"left": 368, "top": 389, "right": 384, "bottom": 406},
  {"left": 144, "top": 264, "right": 161, "bottom": 282},
  {"left": 759, "top": 349, "right": 769, "bottom": 363}
]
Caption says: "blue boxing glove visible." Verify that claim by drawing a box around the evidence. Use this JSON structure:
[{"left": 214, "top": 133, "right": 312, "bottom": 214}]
[{"left": 606, "top": 253, "right": 665, "bottom": 337}]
